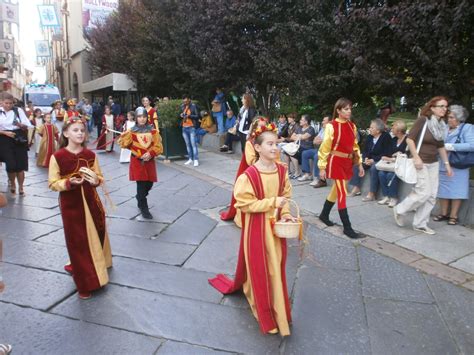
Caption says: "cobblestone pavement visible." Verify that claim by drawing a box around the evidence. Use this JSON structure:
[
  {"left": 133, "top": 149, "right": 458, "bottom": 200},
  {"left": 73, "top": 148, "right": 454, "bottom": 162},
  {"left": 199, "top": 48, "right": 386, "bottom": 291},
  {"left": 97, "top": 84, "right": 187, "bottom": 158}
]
[{"left": 0, "top": 148, "right": 473, "bottom": 354}]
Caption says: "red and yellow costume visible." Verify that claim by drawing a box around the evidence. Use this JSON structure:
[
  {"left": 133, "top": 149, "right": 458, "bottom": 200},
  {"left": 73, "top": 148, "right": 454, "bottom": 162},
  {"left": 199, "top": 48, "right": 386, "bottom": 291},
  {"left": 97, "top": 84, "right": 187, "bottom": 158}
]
[
  {"left": 66, "top": 109, "right": 80, "bottom": 119},
  {"left": 145, "top": 107, "right": 159, "bottom": 130},
  {"left": 36, "top": 123, "right": 58, "bottom": 167},
  {"left": 210, "top": 163, "right": 293, "bottom": 336},
  {"left": 53, "top": 107, "right": 66, "bottom": 121},
  {"left": 48, "top": 148, "right": 112, "bottom": 293},
  {"left": 118, "top": 125, "right": 163, "bottom": 182},
  {"left": 318, "top": 118, "right": 361, "bottom": 209}
]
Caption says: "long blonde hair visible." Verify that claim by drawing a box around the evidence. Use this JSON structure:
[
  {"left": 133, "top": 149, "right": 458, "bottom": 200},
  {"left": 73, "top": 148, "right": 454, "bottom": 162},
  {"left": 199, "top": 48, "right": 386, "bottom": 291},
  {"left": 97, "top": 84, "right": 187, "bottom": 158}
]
[{"left": 59, "top": 119, "right": 88, "bottom": 148}]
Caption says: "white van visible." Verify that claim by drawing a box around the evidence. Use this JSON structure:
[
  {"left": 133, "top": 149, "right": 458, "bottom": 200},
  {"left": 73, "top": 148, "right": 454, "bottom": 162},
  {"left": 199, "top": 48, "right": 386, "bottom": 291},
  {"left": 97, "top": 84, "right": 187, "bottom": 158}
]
[{"left": 23, "top": 84, "right": 61, "bottom": 114}]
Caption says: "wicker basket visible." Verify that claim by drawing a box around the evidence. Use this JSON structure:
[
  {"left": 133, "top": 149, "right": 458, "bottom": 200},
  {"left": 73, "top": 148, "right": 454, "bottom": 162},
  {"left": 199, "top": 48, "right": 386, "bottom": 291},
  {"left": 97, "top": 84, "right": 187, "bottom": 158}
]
[{"left": 273, "top": 199, "right": 302, "bottom": 239}]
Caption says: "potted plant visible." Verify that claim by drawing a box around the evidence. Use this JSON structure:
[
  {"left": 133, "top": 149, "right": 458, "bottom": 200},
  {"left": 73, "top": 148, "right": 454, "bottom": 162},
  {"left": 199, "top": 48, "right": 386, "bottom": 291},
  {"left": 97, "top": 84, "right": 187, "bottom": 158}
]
[{"left": 156, "top": 99, "right": 188, "bottom": 159}]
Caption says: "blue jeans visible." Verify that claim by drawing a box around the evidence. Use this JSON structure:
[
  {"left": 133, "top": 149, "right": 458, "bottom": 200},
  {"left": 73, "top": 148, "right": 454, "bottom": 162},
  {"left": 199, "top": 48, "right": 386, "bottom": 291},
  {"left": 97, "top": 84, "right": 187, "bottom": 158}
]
[
  {"left": 213, "top": 111, "right": 225, "bottom": 134},
  {"left": 87, "top": 118, "right": 94, "bottom": 133},
  {"left": 350, "top": 164, "right": 379, "bottom": 193},
  {"left": 195, "top": 128, "right": 207, "bottom": 144},
  {"left": 378, "top": 171, "right": 399, "bottom": 197},
  {"left": 301, "top": 148, "right": 319, "bottom": 176},
  {"left": 182, "top": 126, "right": 198, "bottom": 160}
]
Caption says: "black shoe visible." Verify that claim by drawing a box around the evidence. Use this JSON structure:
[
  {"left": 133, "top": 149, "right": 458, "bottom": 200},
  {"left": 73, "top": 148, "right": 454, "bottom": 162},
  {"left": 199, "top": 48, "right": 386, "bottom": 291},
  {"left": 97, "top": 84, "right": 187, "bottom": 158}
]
[
  {"left": 338, "top": 208, "right": 364, "bottom": 239},
  {"left": 319, "top": 200, "right": 335, "bottom": 226},
  {"left": 140, "top": 207, "right": 153, "bottom": 219}
]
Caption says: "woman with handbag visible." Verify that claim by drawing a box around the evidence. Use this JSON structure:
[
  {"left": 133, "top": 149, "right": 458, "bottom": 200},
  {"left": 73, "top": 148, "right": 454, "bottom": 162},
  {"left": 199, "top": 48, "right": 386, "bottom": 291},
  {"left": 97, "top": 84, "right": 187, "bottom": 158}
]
[
  {"left": 377, "top": 120, "right": 407, "bottom": 207},
  {"left": 281, "top": 114, "right": 315, "bottom": 179},
  {"left": 434, "top": 105, "right": 474, "bottom": 225},
  {"left": 0, "top": 93, "right": 32, "bottom": 196},
  {"left": 393, "top": 96, "right": 453, "bottom": 235},
  {"left": 318, "top": 98, "right": 365, "bottom": 239}
]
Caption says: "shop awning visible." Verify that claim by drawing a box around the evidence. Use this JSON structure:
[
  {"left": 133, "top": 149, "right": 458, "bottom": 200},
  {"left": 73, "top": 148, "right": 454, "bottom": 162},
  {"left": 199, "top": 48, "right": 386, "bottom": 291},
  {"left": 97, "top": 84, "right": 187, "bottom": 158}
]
[{"left": 82, "top": 73, "right": 137, "bottom": 93}]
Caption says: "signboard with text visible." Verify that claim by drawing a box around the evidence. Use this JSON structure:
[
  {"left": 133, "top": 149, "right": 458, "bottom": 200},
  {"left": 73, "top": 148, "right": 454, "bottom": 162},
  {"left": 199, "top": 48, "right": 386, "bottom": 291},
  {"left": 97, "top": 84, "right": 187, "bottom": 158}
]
[{"left": 82, "top": 0, "right": 119, "bottom": 38}]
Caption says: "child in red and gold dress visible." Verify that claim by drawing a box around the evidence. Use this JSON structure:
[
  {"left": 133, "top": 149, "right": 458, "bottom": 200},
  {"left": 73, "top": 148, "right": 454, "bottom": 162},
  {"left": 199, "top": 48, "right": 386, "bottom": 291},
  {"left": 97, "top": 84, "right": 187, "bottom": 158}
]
[
  {"left": 36, "top": 113, "right": 58, "bottom": 167},
  {"left": 210, "top": 127, "right": 296, "bottom": 336},
  {"left": 48, "top": 116, "right": 112, "bottom": 299},
  {"left": 118, "top": 107, "right": 163, "bottom": 219}
]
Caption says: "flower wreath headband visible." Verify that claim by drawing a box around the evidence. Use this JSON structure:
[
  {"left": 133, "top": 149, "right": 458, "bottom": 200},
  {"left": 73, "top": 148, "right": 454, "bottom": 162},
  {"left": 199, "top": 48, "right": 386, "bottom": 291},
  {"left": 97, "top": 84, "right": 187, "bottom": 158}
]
[
  {"left": 65, "top": 116, "right": 87, "bottom": 126},
  {"left": 251, "top": 120, "right": 278, "bottom": 139}
]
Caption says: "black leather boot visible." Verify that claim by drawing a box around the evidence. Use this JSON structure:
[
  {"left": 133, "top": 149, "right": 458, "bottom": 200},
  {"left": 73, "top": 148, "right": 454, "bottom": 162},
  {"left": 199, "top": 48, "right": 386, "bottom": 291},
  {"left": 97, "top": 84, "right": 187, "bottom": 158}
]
[
  {"left": 319, "top": 200, "right": 335, "bottom": 226},
  {"left": 140, "top": 199, "right": 153, "bottom": 219},
  {"left": 338, "top": 208, "right": 362, "bottom": 239}
]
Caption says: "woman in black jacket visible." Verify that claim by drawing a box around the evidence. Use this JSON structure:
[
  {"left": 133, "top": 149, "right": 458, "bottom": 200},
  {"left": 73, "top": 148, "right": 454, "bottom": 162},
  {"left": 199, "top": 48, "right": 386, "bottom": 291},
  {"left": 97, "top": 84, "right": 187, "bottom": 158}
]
[
  {"left": 236, "top": 93, "right": 256, "bottom": 152},
  {"left": 348, "top": 118, "right": 392, "bottom": 200}
]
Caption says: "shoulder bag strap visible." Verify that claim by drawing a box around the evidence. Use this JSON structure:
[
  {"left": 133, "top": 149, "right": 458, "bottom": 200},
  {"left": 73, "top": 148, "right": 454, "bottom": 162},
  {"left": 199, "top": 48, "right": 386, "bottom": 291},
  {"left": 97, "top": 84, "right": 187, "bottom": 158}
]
[
  {"left": 455, "top": 123, "right": 465, "bottom": 144},
  {"left": 416, "top": 119, "right": 428, "bottom": 154}
]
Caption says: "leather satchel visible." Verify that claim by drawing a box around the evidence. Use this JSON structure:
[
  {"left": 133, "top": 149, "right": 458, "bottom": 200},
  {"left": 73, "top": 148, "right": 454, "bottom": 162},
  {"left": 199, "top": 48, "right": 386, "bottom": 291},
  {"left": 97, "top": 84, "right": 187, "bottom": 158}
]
[{"left": 448, "top": 124, "right": 474, "bottom": 169}]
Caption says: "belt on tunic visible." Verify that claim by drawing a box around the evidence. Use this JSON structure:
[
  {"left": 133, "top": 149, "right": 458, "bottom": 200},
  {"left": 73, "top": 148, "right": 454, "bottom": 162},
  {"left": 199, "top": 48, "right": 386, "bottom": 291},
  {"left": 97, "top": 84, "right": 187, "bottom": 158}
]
[{"left": 330, "top": 150, "right": 353, "bottom": 158}]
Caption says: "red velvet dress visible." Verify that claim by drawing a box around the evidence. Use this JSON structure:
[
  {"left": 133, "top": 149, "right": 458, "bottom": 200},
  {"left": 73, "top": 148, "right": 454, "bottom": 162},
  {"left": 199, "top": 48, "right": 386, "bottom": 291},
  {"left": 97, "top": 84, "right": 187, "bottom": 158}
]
[{"left": 48, "top": 148, "right": 112, "bottom": 293}]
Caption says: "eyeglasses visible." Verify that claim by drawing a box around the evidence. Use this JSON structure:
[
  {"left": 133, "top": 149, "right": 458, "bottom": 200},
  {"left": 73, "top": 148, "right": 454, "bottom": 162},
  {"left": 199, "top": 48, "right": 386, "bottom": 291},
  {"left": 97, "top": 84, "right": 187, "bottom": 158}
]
[{"left": 432, "top": 105, "right": 448, "bottom": 109}]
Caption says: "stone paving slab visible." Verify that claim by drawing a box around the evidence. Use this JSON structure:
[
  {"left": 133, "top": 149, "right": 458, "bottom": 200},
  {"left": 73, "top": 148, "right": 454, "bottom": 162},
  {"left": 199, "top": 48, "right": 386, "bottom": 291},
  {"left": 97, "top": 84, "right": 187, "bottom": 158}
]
[
  {"left": 3, "top": 237, "right": 68, "bottom": 274},
  {"left": 35, "top": 228, "right": 65, "bottom": 246},
  {"left": 174, "top": 180, "right": 216, "bottom": 197},
  {"left": 1, "top": 263, "right": 75, "bottom": 310},
  {"left": 360, "top": 237, "right": 423, "bottom": 265},
  {"left": 410, "top": 258, "right": 472, "bottom": 285},
  {"left": 425, "top": 275, "right": 474, "bottom": 354},
  {"left": 158, "top": 209, "right": 217, "bottom": 245},
  {"left": 0, "top": 218, "right": 60, "bottom": 240},
  {"left": 51, "top": 284, "right": 281, "bottom": 354},
  {"left": 305, "top": 228, "right": 358, "bottom": 271},
  {"left": 183, "top": 225, "right": 241, "bottom": 275},
  {"left": 148, "top": 194, "right": 201, "bottom": 224},
  {"left": 8, "top": 195, "right": 59, "bottom": 209},
  {"left": 157, "top": 340, "right": 234, "bottom": 354},
  {"left": 396, "top": 230, "right": 474, "bottom": 264},
  {"left": 365, "top": 298, "right": 458, "bottom": 354},
  {"left": 0, "top": 204, "right": 59, "bottom": 222},
  {"left": 284, "top": 265, "right": 371, "bottom": 354},
  {"left": 193, "top": 186, "right": 233, "bottom": 210},
  {"left": 0, "top": 303, "right": 163, "bottom": 355},
  {"left": 110, "top": 234, "right": 196, "bottom": 266},
  {"left": 449, "top": 253, "right": 474, "bottom": 275},
  {"left": 109, "top": 256, "right": 222, "bottom": 304},
  {"left": 106, "top": 218, "right": 167, "bottom": 238},
  {"left": 358, "top": 247, "right": 434, "bottom": 304},
  {"left": 37, "top": 214, "right": 64, "bottom": 227}
]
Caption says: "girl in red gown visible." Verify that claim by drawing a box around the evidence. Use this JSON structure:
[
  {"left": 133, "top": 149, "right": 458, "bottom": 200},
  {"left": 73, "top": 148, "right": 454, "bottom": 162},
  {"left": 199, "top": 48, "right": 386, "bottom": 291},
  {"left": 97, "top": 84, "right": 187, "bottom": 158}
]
[{"left": 48, "top": 116, "right": 112, "bottom": 299}]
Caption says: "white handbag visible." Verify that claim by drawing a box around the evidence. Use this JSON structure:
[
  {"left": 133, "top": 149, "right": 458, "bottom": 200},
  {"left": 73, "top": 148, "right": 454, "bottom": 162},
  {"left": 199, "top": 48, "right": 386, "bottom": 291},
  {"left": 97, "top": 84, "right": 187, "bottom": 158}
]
[
  {"left": 375, "top": 159, "right": 395, "bottom": 172},
  {"left": 281, "top": 139, "right": 300, "bottom": 156},
  {"left": 394, "top": 120, "right": 427, "bottom": 184}
]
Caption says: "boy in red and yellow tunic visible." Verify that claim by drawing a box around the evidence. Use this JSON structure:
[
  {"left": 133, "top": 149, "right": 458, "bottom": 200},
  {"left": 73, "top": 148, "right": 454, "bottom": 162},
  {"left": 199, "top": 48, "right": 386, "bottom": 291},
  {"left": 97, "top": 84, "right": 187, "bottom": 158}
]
[
  {"left": 142, "top": 96, "right": 159, "bottom": 130},
  {"left": 118, "top": 107, "right": 163, "bottom": 219},
  {"left": 318, "top": 98, "right": 364, "bottom": 239}
]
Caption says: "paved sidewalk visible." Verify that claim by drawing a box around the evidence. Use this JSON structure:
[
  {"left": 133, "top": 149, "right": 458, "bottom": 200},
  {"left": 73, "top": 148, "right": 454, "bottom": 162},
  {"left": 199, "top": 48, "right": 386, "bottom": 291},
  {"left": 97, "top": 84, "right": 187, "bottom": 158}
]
[
  {"left": 0, "top": 148, "right": 473, "bottom": 354},
  {"left": 181, "top": 149, "right": 474, "bottom": 291}
]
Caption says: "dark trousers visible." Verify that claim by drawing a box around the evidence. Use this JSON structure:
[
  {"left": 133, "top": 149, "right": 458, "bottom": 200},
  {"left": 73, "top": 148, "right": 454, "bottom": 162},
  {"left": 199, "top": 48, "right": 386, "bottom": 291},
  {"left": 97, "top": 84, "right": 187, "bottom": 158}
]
[
  {"left": 136, "top": 181, "right": 153, "bottom": 207},
  {"left": 238, "top": 131, "right": 247, "bottom": 153},
  {"left": 224, "top": 133, "right": 240, "bottom": 150}
]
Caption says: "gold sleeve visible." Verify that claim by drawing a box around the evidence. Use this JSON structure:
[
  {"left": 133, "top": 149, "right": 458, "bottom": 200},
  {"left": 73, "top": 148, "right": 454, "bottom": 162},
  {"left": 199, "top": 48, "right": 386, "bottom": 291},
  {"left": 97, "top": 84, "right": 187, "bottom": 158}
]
[
  {"left": 245, "top": 141, "right": 257, "bottom": 166},
  {"left": 37, "top": 125, "right": 45, "bottom": 136},
  {"left": 353, "top": 124, "right": 362, "bottom": 165},
  {"left": 279, "top": 172, "right": 293, "bottom": 219},
  {"left": 118, "top": 130, "right": 132, "bottom": 149},
  {"left": 48, "top": 155, "right": 69, "bottom": 192},
  {"left": 318, "top": 123, "right": 334, "bottom": 170},
  {"left": 91, "top": 155, "right": 105, "bottom": 185},
  {"left": 234, "top": 174, "right": 276, "bottom": 213},
  {"left": 150, "top": 131, "right": 163, "bottom": 157}
]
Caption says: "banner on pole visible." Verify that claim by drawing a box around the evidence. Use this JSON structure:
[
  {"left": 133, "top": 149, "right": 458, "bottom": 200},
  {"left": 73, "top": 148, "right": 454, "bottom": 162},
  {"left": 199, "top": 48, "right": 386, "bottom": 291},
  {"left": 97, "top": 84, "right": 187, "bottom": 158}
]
[
  {"left": 82, "top": 0, "right": 118, "bottom": 37},
  {"left": 0, "top": 39, "right": 14, "bottom": 54},
  {"left": 35, "top": 40, "right": 51, "bottom": 57},
  {"left": 1, "top": 2, "right": 19, "bottom": 24},
  {"left": 38, "top": 5, "right": 60, "bottom": 27}
]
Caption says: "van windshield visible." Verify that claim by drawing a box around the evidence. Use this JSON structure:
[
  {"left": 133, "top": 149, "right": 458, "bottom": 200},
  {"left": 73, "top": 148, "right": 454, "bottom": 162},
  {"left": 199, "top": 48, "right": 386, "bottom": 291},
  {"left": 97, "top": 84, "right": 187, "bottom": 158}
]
[{"left": 26, "top": 93, "right": 61, "bottom": 107}]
